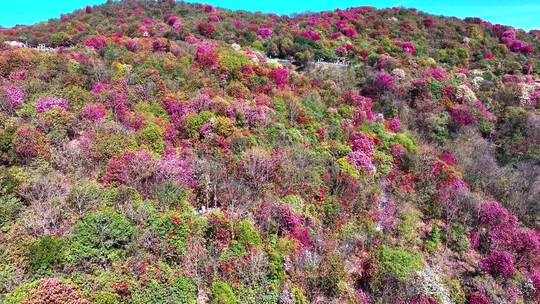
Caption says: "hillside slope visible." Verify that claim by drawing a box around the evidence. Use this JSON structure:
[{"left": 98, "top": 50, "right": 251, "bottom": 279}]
[{"left": 0, "top": 1, "right": 539, "bottom": 303}]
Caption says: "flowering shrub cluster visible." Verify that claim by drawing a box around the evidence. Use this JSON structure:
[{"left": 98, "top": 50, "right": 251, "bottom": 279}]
[
  {"left": 20, "top": 278, "right": 90, "bottom": 304},
  {"left": 346, "top": 132, "right": 375, "bottom": 174},
  {"left": 480, "top": 250, "right": 516, "bottom": 279},
  {"left": 35, "top": 97, "right": 70, "bottom": 113},
  {"left": 81, "top": 103, "right": 107, "bottom": 123},
  {"left": 84, "top": 35, "right": 107, "bottom": 50},
  {"left": 1, "top": 83, "right": 24, "bottom": 111},
  {"left": 269, "top": 67, "right": 289, "bottom": 88},
  {"left": 257, "top": 27, "right": 273, "bottom": 39}
]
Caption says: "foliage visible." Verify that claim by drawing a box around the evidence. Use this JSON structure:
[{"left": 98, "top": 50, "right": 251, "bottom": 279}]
[
  {"left": 211, "top": 280, "right": 238, "bottom": 304},
  {"left": 377, "top": 245, "right": 423, "bottom": 282},
  {"left": 28, "top": 237, "right": 66, "bottom": 273},
  {"left": 131, "top": 277, "right": 197, "bottom": 304},
  {"left": 69, "top": 208, "right": 135, "bottom": 264}
]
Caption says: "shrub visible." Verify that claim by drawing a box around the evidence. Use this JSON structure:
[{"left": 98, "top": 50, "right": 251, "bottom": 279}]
[
  {"left": 337, "top": 156, "right": 360, "bottom": 178},
  {"left": 395, "top": 133, "right": 418, "bottom": 154},
  {"left": 322, "top": 197, "right": 341, "bottom": 227},
  {"left": 446, "top": 223, "right": 470, "bottom": 253},
  {"left": 91, "top": 129, "right": 137, "bottom": 161},
  {"left": 66, "top": 180, "right": 111, "bottom": 215},
  {"left": 308, "top": 256, "right": 346, "bottom": 298},
  {"left": 34, "top": 96, "right": 70, "bottom": 113},
  {"left": 426, "top": 112, "right": 450, "bottom": 145},
  {"left": 82, "top": 103, "right": 107, "bottom": 123},
  {"left": 480, "top": 250, "right": 515, "bottom": 279},
  {"left": 184, "top": 111, "right": 215, "bottom": 139},
  {"left": 290, "top": 284, "right": 308, "bottom": 304},
  {"left": 0, "top": 125, "right": 17, "bottom": 164},
  {"left": 219, "top": 49, "right": 250, "bottom": 74},
  {"left": 240, "top": 148, "right": 277, "bottom": 190},
  {"left": 397, "top": 208, "right": 421, "bottom": 242},
  {"left": 132, "top": 277, "right": 197, "bottom": 304},
  {"left": 137, "top": 123, "right": 165, "bottom": 155},
  {"left": 377, "top": 245, "right": 423, "bottom": 282},
  {"left": 103, "top": 149, "right": 156, "bottom": 190},
  {"left": 28, "top": 236, "right": 66, "bottom": 273},
  {"left": 1, "top": 83, "right": 24, "bottom": 111},
  {"left": 70, "top": 208, "right": 135, "bottom": 264},
  {"left": 425, "top": 224, "right": 441, "bottom": 253},
  {"left": 150, "top": 211, "right": 203, "bottom": 259},
  {"left": 211, "top": 280, "right": 237, "bottom": 304},
  {"left": 5, "top": 278, "right": 91, "bottom": 304},
  {"left": 0, "top": 187, "right": 22, "bottom": 227},
  {"left": 13, "top": 126, "right": 50, "bottom": 161},
  {"left": 92, "top": 292, "right": 121, "bottom": 304},
  {"left": 155, "top": 181, "right": 191, "bottom": 207},
  {"left": 236, "top": 219, "right": 262, "bottom": 248}
]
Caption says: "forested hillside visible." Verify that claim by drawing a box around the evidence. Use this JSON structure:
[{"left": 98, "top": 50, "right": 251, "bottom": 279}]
[{"left": 0, "top": 1, "right": 538, "bottom": 303}]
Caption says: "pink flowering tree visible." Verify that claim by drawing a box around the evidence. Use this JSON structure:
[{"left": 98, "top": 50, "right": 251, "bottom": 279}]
[
  {"left": 84, "top": 35, "right": 107, "bottom": 50},
  {"left": 82, "top": 103, "right": 107, "bottom": 123},
  {"left": 269, "top": 67, "right": 289, "bottom": 88},
  {"left": 155, "top": 151, "right": 196, "bottom": 188},
  {"left": 347, "top": 150, "right": 375, "bottom": 175},
  {"left": 449, "top": 105, "right": 477, "bottom": 127},
  {"left": 402, "top": 42, "right": 416, "bottom": 55},
  {"left": 197, "top": 22, "right": 216, "bottom": 37},
  {"left": 257, "top": 27, "right": 273, "bottom": 39},
  {"left": 275, "top": 204, "right": 312, "bottom": 249},
  {"left": 1, "top": 83, "right": 24, "bottom": 112},
  {"left": 340, "top": 91, "right": 374, "bottom": 122},
  {"left": 195, "top": 43, "right": 218, "bottom": 67},
  {"left": 345, "top": 132, "right": 376, "bottom": 175},
  {"left": 343, "top": 27, "right": 358, "bottom": 37},
  {"left": 468, "top": 290, "right": 491, "bottom": 304},
  {"left": 371, "top": 72, "right": 395, "bottom": 95},
  {"left": 481, "top": 250, "right": 516, "bottom": 279},
  {"left": 300, "top": 30, "right": 321, "bottom": 41},
  {"left": 389, "top": 117, "right": 401, "bottom": 132}
]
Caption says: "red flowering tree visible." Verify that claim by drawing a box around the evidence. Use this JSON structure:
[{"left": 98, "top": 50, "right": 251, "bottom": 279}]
[{"left": 103, "top": 149, "right": 156, "bottom": 191}]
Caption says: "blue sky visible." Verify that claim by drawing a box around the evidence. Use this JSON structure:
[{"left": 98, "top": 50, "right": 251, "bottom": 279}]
[{"left": 0, "top": 0, "right": 538, "bottom": 31}]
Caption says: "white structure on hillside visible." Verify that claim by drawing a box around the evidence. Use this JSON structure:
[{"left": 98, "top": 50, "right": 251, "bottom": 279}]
[{"left": 4, "top": 40, "right": 27, "bottom": 48}]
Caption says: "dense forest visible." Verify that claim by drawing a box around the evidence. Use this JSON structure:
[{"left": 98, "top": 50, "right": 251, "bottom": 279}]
[{"left": 0, "top": 1, "right": 538, "bottom": 303}]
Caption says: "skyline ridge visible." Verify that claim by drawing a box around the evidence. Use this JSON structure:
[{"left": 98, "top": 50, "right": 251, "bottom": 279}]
[{"left": 0, "top": 0, "right": 538, "bottom": 31}]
